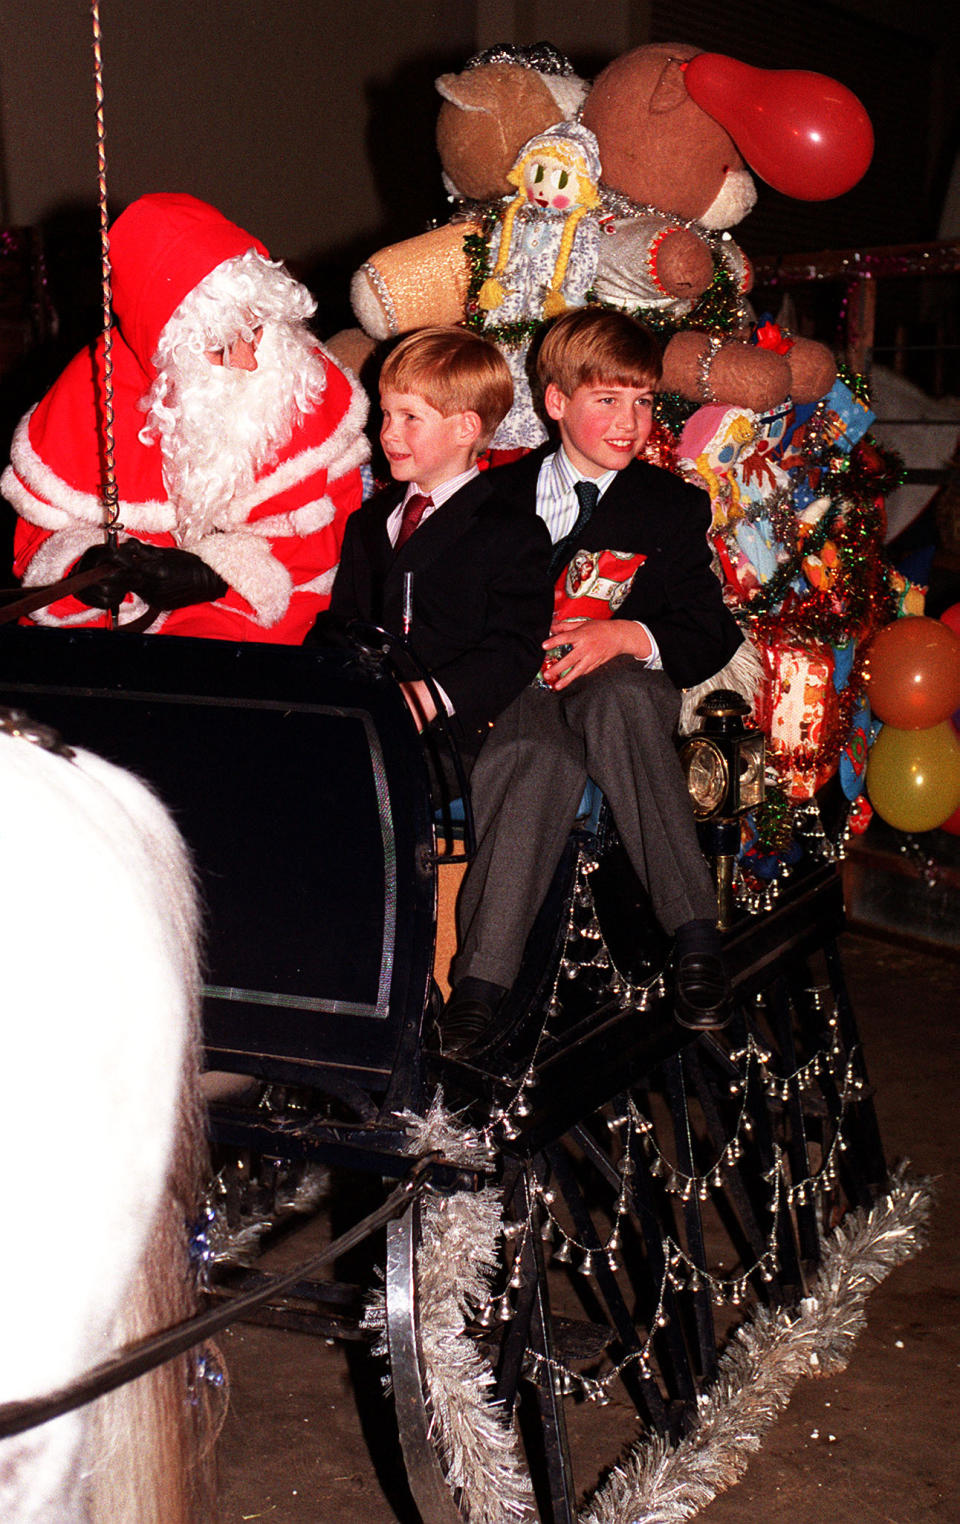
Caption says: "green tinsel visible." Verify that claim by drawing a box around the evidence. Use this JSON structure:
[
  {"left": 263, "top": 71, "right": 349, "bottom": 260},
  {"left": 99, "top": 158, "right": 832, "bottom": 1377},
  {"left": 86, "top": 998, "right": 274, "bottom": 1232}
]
[
  {"left": 653, "top": 391, "right": 699, "bottom": 434},
  {"left": 835, "top": 362, "right": 872, "bottom": 404},
  {"left": 752, "top": 787, "right": 795, "bottom": 853},
  {"left": 687, "top": 260, "right": 743, "bottom": 335},
  {"left": 590, "top": 253, "right": 743, "bottom": 346}
]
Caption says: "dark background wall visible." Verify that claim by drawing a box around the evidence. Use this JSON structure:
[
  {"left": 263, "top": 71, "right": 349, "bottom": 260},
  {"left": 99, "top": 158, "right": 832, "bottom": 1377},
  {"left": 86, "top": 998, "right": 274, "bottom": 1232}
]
[{"left": 0, "top": 0, "right": 956, "bottom": 356}]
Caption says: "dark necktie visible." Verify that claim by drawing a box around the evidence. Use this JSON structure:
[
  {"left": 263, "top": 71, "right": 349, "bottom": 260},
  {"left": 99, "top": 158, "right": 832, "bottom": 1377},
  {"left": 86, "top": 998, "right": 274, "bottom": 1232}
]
[
  {"left": 549, "top": 478, "right": 600, "bottom": 578},
  {"left": 395, "top": 492, "right": 433, "bottom": 551}
]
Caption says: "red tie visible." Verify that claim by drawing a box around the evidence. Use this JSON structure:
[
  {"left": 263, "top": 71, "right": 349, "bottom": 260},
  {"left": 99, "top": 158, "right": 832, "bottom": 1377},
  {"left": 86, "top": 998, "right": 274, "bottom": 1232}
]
[{"left": 395, "top": 493, "right": 433, "bottom": 551}]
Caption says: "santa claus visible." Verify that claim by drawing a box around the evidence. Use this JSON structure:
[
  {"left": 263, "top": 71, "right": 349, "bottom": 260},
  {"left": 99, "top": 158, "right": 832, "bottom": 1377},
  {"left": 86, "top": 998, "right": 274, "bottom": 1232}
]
[{"left": 2, "top": 193, "right": 369, "bottom": 639}]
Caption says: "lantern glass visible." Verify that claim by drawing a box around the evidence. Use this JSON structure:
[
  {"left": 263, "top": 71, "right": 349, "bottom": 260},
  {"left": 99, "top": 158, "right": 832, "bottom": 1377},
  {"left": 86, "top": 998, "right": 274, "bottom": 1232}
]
[
  {"left": 736, "top": 735, "right": 766, "bottom": 810},
  {"left": 681, "top": 738, "right": 729, "bottom": 818}
]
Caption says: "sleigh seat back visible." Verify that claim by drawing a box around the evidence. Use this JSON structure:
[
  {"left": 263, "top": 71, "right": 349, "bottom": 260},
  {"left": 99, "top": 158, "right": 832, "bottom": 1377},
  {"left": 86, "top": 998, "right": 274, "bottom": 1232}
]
[{"left": 0, "top": 626, "right": 436, "bottom": 1111}]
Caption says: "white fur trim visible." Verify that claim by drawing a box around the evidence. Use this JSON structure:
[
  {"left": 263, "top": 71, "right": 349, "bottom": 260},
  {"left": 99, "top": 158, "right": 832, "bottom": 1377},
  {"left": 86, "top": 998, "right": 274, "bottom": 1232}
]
[
  {"left": 541, "top": 72, "right": 588, "bottom": 120},
  {"left": 19, "top": 523, "right": 102, "bottom": 586},
  {"left": 350, "top": 265, "right": 395, "bottom": 340},
  {"left": 5, "top": 410, "right": 176, "bottom": 533},
  {"left": 246, "top": 495, "right": 338, "bottom": 540},
  {"left": 194, "top": 531, "right": 292, "bottom": 627},
  {"left": 327, "top": 425, "right": 371, "bottom": 483},
  {"left": 699, "top": 169, "right": 757, "bottom": 232},
  {"left": 19, "top": 525, "right": 165, "bottom": 630},
  {"left": 295, "top": 564, "right": 339, "bottom": 596},
  {"left": 679, "top": 636, "right": 765, "bottom": 736},
  {"left": 228, "top": 367, "right": 370, "bottom": 516},
  {"left": 4, "top": 362, "right": 368, "bottom": 536}
]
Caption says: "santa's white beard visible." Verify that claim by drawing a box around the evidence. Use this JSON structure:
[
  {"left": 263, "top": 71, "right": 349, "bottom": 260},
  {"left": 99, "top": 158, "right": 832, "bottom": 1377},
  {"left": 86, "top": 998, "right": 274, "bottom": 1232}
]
[{"left": 146, "top": 322, "right": 326, "bottom": 545}]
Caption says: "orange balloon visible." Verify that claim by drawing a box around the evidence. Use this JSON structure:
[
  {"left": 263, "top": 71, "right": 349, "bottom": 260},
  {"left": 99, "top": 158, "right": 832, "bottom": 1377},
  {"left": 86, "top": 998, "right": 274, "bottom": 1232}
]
[
  {"left": 865, "top": 616, "right": 960, "bottom": 729},
  {"left": 866, "top": 721, "right": 960, "bottom": 833}
]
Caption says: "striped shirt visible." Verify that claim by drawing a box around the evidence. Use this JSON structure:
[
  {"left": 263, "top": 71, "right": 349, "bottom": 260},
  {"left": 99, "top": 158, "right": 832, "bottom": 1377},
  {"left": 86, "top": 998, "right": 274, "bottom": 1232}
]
[{"left": 536, "top": 449, "right": 617, "bottom": 543}]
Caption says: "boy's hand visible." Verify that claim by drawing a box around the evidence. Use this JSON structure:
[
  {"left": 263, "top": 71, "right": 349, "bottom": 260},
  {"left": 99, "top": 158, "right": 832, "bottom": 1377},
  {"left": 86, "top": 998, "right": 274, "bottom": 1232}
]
[
  {"left": 399, "top": 679, "right": 438, "bottom": 731},
  {"left": 542, "top": 619, "right": 652, "bottom": 691}
]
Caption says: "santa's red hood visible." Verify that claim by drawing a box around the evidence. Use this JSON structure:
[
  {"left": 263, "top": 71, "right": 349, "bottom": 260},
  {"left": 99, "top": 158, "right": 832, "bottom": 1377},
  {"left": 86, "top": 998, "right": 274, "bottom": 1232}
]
[{"left": 109, "top": 193, "right": 270, "bottom": 372}]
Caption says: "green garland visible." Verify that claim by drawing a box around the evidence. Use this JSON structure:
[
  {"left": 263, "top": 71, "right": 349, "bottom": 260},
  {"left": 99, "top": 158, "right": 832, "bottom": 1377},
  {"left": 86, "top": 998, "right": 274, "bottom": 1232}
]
[
  {"left": 463, "top": 215, "right": 545, "bottom": 350},
  {"left": 462, "top": 209, "right": 744, "bottom": 356},
  {"left": 752, "top": 786, "right": 795, "bottom": 854},
  {"left": 653, "top": 391, "right": 698, "bottom": 436}
]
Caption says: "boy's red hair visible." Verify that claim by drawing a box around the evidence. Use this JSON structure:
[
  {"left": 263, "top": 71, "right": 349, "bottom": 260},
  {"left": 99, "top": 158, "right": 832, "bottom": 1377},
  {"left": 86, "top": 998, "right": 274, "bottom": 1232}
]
[{"left": 381, "top": 326, "right": 513, "bottom": 445}]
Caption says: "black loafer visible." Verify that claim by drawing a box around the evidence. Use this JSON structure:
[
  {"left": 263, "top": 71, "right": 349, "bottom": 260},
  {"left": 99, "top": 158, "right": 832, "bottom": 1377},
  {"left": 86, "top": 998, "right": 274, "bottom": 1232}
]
[
  {"left": 437, "top": 990, "right": 499, "bottom": 1057},
  {"left": 674, "top": 953, "right": 733, "bottom": 1031}
]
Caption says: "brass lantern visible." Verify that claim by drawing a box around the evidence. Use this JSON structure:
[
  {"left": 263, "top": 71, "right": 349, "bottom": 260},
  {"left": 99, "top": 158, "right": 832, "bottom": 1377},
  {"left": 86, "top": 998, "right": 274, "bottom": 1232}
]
[
  {"left": 680, "top": 689, "right": 765, "bottom": 927},
  {"left": 680, "top": 689, "right": 765, "bottom": 819}
]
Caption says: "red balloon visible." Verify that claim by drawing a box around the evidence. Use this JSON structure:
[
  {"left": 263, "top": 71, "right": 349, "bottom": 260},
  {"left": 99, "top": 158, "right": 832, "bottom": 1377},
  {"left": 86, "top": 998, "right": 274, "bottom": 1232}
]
[
  {"left": 683, "top": 52, "right": 874, "bottom": 201},
  {"left": 940, "top": 801, "right": 960, "bottom": 836},
  {"left": 941, "top": 602, "right": 960, "bottom": 640},
  {"left": 865, "top": 616, "right": 960, "bottom": 729}
]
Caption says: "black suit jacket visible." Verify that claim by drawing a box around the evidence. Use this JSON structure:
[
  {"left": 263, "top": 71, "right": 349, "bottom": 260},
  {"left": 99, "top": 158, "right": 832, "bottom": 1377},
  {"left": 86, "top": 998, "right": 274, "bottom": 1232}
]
[
  {"left": 490, "top": 447, "right": 744, "bottom": 691},
  {"left": 324, "top": 473, "right": 553, "bottom": 754}
]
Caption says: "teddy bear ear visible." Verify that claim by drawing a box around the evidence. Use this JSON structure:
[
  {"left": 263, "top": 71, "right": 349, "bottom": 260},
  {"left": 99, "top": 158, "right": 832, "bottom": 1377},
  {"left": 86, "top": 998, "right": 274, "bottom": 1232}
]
[
  {"left": 435, "top": 63, "right": 565, "bottom": 202},
  {"left": 650, "top": 54, "right": 697, "bottom": 116}
]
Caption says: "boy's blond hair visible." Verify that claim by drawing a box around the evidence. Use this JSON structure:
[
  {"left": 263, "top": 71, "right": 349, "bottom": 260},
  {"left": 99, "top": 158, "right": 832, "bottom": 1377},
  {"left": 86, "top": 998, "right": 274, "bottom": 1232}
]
[
  {"left": 380, "top": 326, "right": 513, "bottom": 446},
  {"left": 536, "top": 308, "right": 663, "bottom": 398}
]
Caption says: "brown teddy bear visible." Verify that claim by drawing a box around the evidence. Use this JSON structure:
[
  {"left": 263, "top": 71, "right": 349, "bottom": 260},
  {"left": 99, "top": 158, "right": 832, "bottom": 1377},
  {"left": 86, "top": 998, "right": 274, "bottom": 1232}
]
[{"left": 344, "top": 41, "right": 871, "bottom": 430}]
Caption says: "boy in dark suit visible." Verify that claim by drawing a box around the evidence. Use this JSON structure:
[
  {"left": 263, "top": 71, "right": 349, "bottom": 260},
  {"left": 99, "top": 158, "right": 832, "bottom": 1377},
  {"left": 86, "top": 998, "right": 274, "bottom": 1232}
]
[
  {"left": 322, "top": 326, "right": 553, "bottom": 770},
  {"left": 444, "top": 308, "right": 746, "bottom": 1049}
]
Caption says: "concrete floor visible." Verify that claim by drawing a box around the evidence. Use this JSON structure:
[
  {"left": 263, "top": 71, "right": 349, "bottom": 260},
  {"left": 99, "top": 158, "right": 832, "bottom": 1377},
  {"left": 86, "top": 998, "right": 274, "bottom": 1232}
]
[{"left": 215, "top": 932, "right": 960, "bottom": 1522}]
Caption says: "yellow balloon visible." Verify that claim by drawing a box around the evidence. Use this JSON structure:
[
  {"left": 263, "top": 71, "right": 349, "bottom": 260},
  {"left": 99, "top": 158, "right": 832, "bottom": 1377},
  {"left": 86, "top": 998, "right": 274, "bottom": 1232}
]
[{"left": 866, "top": 721, "right": 960, "bottom": 832}]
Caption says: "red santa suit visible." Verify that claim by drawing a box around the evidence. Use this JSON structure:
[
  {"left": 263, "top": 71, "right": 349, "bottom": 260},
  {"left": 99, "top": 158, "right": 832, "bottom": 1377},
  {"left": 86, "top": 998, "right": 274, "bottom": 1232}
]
[{"left": 2, "top": 194, "right": 368, "bottom": 641}]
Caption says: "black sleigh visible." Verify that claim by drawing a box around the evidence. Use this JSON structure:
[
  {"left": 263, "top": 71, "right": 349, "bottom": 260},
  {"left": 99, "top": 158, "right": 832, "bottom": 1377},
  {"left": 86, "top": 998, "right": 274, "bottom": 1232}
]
[{"left": 0, "top": 624, "right": 910, "bottom": 1524}]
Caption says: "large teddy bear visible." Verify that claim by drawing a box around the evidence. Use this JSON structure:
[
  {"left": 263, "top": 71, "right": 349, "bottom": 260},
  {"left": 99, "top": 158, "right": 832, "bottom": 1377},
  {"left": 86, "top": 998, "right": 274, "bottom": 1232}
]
[{"left": 346, "top": 41, "right": 872, "bottom": 441}]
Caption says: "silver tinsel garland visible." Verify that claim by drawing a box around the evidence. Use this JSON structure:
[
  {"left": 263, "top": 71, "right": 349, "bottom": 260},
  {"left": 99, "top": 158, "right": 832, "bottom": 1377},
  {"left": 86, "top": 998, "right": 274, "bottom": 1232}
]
[
  {"left": 581, "top": 1161, "right": 932, "bottom": 1524},
  {"left": 378, "top": 1098, "right": 930, "bottom": 1524},
  {"left": 200, "top": 1161, "right": 330, "bottom": 1271},
  {"left": 366, "top": 1094, "right": 536, "bottom": 1524},
  {"left": 368, "top": 1087, "right": 931, "bottom": 1524}
]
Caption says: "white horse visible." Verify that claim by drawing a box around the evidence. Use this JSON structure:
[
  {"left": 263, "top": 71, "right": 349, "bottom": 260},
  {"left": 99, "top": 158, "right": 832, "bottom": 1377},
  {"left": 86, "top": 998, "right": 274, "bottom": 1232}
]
[{"left": 0, "top": 717, "right": 214, "bottom": 1523}]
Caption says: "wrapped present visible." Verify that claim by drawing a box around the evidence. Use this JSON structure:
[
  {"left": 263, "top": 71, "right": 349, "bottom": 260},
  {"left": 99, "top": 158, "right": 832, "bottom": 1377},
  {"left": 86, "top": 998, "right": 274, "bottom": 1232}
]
[
  {"left": 538, "top": 547, "right": 647, "bottom": 685},
  {"left": 839, "top": 697, "right": 877, "bottom": 800},
  {"left": 755, "top": 637, "right": 840, "bottom": 798},
  {"left": 819, "top": 377, "right": 875, "bottom": 454}
]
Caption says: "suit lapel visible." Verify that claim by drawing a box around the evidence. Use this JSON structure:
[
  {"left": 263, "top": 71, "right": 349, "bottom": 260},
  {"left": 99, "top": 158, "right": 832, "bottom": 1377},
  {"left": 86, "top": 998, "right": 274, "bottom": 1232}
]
[
  {"left": 577, "top": 459, "right": 657, "bottom": 548},
  {"left": 491, "top": 445, "right": 550, "bottom": 514},
  {"left": 358, "top": 486, "right": 401, "bottom": 591},
  {"left": 386, "top": 474, "right": 494, "bottom": 583}
]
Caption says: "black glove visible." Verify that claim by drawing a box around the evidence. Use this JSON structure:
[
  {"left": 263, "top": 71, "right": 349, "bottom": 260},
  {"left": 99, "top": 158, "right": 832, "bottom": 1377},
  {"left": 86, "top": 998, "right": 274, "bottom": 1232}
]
[
  {"left": 72, "top": 540, "right": 228, "bottom": 612},
  {"left": 71, "top": 543, "right": 136, "bottom": 609},
  {"left": 115, "top": 541, "right": 229, "bottom": 610}
]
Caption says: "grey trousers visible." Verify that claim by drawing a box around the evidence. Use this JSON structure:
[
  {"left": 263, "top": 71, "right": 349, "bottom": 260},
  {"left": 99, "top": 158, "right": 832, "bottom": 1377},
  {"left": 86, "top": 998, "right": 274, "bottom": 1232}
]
[{"left": 452, "top": 657, "right": 718, "bottom": 990}]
